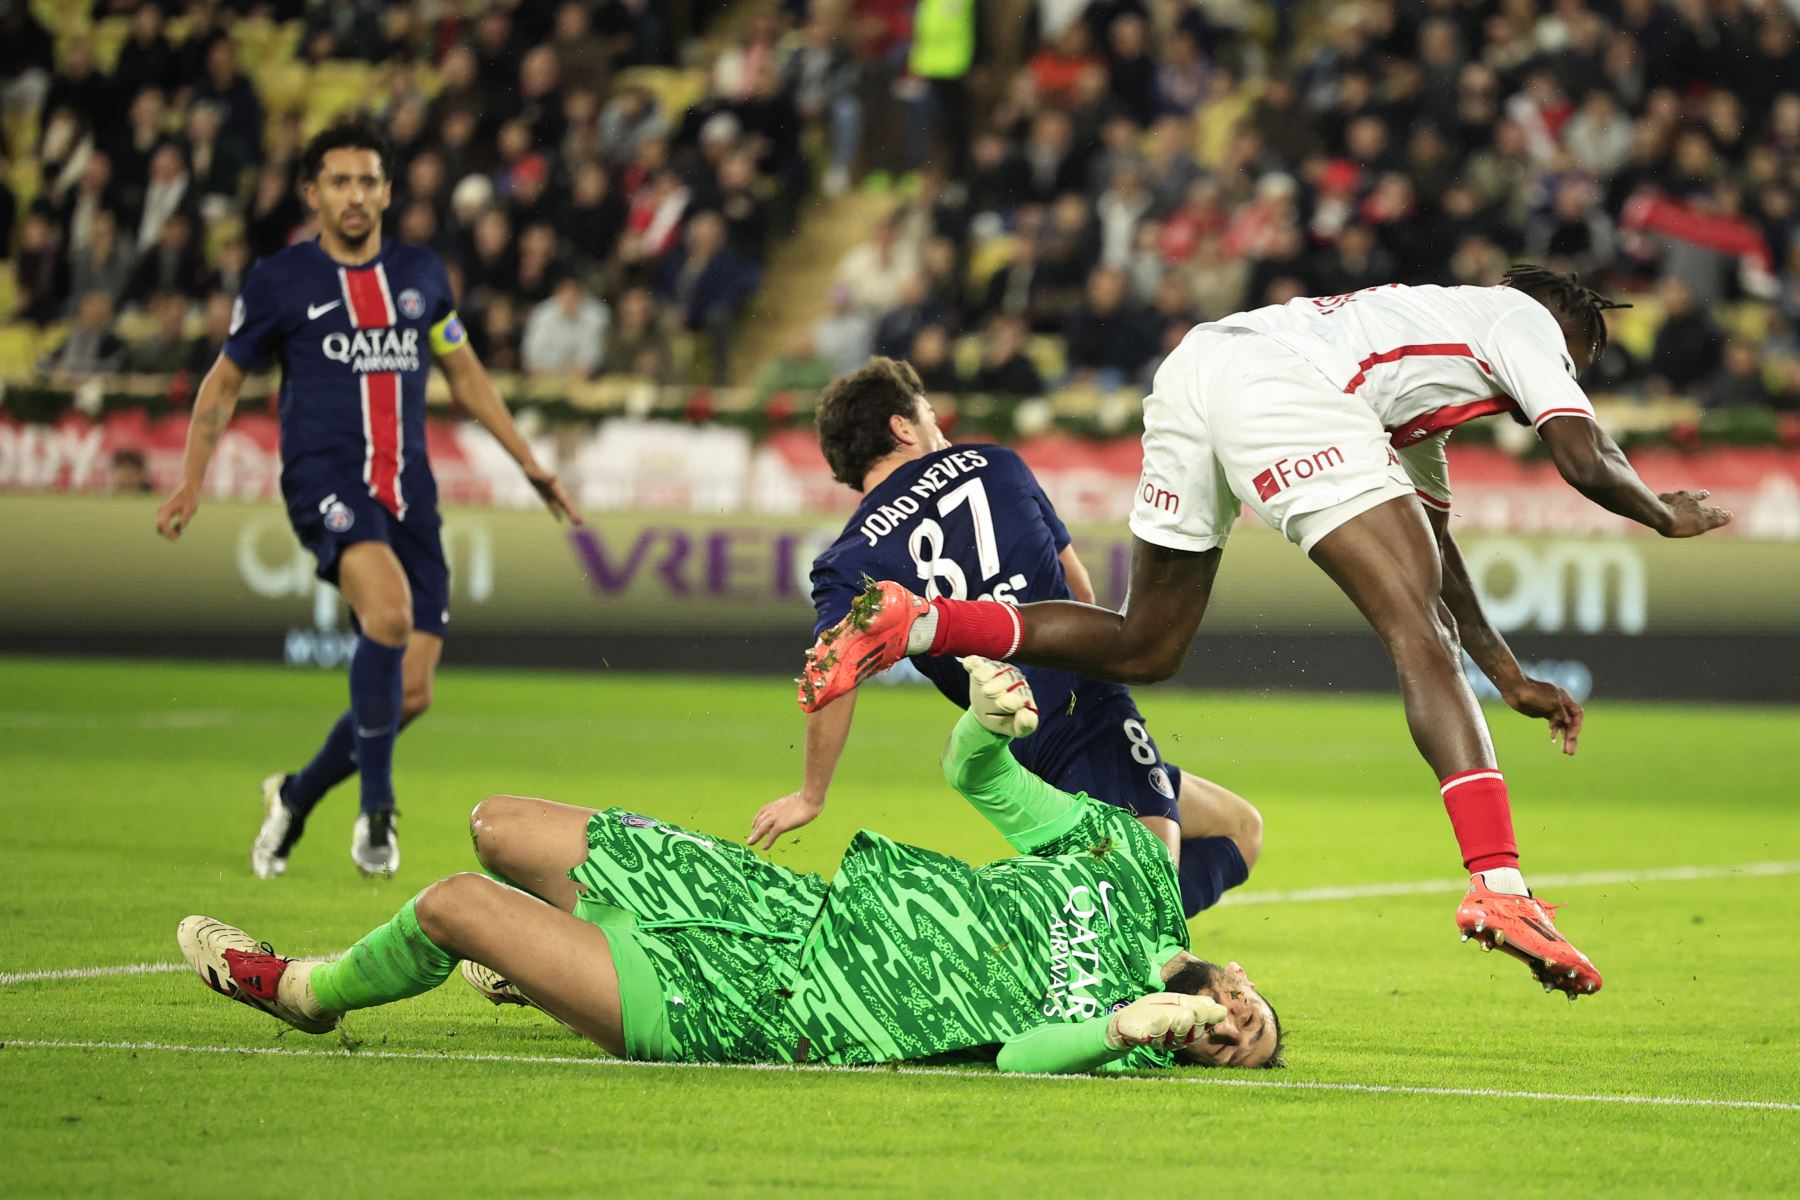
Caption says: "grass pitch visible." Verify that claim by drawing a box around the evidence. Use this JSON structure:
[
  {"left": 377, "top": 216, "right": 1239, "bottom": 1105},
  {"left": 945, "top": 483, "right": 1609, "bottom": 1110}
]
[{"left": 2, "top": 658, "right": 1797, "bottom": 1197}]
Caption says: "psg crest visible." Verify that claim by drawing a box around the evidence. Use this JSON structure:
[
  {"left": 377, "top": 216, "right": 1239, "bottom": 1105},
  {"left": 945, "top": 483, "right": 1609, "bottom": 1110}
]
[
  {"left": 1148, "top": 766, "right": 1174, "bottom": 800},
  {"left": 398, "top": 288, "right": 425, "bottom": 320},
  {"left": 323, "top": 499, "right": 355, "bottom": 533}
]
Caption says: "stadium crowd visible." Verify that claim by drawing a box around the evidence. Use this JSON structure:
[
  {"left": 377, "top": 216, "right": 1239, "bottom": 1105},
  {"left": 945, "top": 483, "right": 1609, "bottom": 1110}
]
[
  {"left": 805, "top": 0, "right": 1800, "bottom": 413},
  {"left": 2, "top": 0, "right": 1798, "bottom": 415}
]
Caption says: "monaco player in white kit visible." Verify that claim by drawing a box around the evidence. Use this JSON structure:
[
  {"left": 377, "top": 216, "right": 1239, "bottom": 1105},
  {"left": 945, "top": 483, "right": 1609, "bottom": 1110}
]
[{"left": 800, "top": 267, "right": 1733, "bottom": 998}]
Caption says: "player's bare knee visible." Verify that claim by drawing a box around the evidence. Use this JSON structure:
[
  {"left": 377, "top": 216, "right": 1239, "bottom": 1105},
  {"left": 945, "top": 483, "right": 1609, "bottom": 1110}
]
[
  {"left": 468, "top": 795, "right": 523, "bottom": 865},
  {"left": 362, "top": 607, "right": 412, "bottom": 647},
  {"left": 1234, "top": 802, "right": 1265, "bottom": 872},
  {"left": 414, "top": 872, "right": 498, "bottom": 946}
]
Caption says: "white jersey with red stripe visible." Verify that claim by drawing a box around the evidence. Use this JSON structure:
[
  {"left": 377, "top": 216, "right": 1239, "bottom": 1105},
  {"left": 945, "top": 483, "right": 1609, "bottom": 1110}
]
[
  {"left": 221, "top": 237, "right": 468, "bottom": 524},
  {"left": 1216, "top": 283, "right": 1596, "bottom": 451}
]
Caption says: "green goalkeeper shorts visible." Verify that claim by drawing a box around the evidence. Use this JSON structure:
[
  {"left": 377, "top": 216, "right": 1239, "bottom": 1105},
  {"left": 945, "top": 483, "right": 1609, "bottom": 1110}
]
[{"left": 569, "top": 808, "right": 825, "bottom": 1063}]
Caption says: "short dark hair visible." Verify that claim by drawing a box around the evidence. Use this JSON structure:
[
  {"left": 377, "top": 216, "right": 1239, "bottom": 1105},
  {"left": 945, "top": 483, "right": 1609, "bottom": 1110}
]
[
  {"left": 815, "top": 357, "right": 927, "bottom": 489},
  {"left": 1166, "top": 958, "right": 1286, "bottom": 1070},
  {"left": 299, "top": 118, "right": 394, "bottom": 183},
  {"left": 1501, "top": 263, "right": 1630, "bottom": 364}
]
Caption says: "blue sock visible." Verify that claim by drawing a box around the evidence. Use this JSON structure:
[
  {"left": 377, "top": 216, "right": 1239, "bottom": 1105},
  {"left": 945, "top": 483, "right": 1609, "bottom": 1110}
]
[
  {"left": 349, "top": 635, "right": 406, "bottom": 814},
  {"left": 1177, "top": 836, "right": 1250, "bottom": 919},
  {"left": 284, "top": 710, "right": 358, "bottom": 818}
]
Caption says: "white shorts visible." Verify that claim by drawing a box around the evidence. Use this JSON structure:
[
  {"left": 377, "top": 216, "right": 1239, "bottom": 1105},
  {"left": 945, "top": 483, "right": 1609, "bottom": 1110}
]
[{"left": 1129, "top": 325, "right": 1415, "bottom": 555}]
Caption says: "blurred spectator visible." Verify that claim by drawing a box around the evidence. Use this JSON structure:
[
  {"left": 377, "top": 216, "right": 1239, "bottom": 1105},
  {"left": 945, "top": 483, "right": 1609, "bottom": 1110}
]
[
  {"left": 657, "top": 211, "right": 761, "bottom": 384},
  {"left": 135, "top": 145, "right": 194, "bottom": 255},
  {"left": 40, "top": 41, "right": 110, "bottom": 143},
  {"left": 186, "top": 103, "right": 250, "bottom": 220},
  {"left": 1704, "top": 340, "right": 1770, "bottom": 410},
  {"left": 305, "top": 0, "right": 385, "bottom": 62},
  {"left": 811, "top": 285, "right": 876, "bottom": 376},
  {"left": 110, "top": 448, "right": 152, "bottom": 494},
  {"left": 42, "top": 291, "right": 128, "bottom": 378},
  {"left": 185, "top": 292, "right": 236, "bottom": 373},
  {"left": 835, "top": 213, "right": 918, "bottom": 313},
  {"left": 523, "top": 275, "right": 609, "bottom": 379},
  {"left": 125, "top": 292, "right": 196, "bottom": 375},
  {"left": 473, "top": 295, "right": 524, "bottom": 373},
  {"left": 1526, "top": 178, "right": 1617, "bottom": 279},
  {"left": 970, "top": 314, "right": 1045, "bottom": 397},
  {"left": 908, "top": 0, "right": 979, "bottom": 176},
  {"left": 908, "top": 324, "right": 960, "bottom": 394},
  {"left": 127, "top": 212, "right": 213, "bottom": 305},
  {"left": 873, "top": 273, "right": 943, "bottom": 359},
  {"left": 14, "top": 209, "right": 68, "bottom": 325},
  {"left": 191, "top": 40, "right": 264, "bottom": 166},
  {"left": 598, "top": 286, "right": 673, "bottom": 381},
  {"left": 0, "top": 3, "right": 55, "bottom": 117},
  {"left": 67, "top": 209, "right": 134, "bottom": 312},
  {"left": 1648, "top": 276, "right": 1724, "bottom": 394},
  {"left": 1063, "top": 267, "right": 1156, "bottom": 386},
  {"left": 552, "top": 2, "right": 613, "bottom": 97},
  {"left": 784, "top": 12, "right": 861, "bottom": 196},
  {"left": 244, "top": 167, "right": 307, "bottom": 260},
  {"left": 112, "top": 5, "right": 176, "bottom": 100}
]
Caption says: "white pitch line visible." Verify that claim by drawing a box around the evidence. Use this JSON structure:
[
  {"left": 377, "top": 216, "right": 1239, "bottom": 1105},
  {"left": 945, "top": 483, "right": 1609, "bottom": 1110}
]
[
  {"left": 1219, "top": 860, "right": 1800, "bottom": 907},
  {"left": 5, "top": 860, "right": 1797, "bottom": 986},
  {"left": 4, "top": 1039, "right": 1795, "bottom": 1113}
]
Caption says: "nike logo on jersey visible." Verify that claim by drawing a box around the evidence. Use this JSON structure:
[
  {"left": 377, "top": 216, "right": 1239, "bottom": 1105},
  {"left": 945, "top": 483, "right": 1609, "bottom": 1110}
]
[{"left": 308, "top": 300, "right": 343, "bottom": 320}]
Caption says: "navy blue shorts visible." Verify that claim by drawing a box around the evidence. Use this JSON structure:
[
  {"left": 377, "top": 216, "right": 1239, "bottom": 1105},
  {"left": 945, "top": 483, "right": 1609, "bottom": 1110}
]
[
  {"left": 1011, "top": 691, "right": 1184, "bottom": 826},
  {"left": 290, "top": 487, "right": 450, "bottom": 638}
]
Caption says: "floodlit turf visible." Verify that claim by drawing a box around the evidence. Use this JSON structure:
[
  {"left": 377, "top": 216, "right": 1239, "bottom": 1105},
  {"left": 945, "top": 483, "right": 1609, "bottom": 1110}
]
[{"left": 2, "top": 658, "right": 1797, "bottom": 1197}]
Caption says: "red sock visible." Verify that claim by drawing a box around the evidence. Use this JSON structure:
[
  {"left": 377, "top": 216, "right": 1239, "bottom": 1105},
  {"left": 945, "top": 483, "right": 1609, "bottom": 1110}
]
[
  {"left": 1439, "top": 769, "right": 1519, "bottom": 874},
  {"left": 926, "top": 598, "right": 1023, "bottom": 659}
]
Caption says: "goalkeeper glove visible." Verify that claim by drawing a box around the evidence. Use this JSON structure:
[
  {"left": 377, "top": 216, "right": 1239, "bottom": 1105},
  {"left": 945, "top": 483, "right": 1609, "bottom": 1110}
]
[
  {"left": 962, "top": 656, "right": 1039, "bottom": 738},
  {"left": 1104, "top": 992, "right": 1228, "bottom": 1051}
]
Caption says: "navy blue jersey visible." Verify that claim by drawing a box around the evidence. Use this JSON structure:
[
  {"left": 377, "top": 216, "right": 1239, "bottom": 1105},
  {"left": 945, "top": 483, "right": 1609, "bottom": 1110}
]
[
  {"left": 811, "top": 445, "right": 1137, "bottom": 767},
  {"left": 222, "top": 238, "right": 467, "bottom": 524}
]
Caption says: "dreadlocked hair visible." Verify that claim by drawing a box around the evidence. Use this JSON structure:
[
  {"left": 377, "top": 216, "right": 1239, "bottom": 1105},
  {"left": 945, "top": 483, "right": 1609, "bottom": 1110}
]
[{"left": 1500, "top": 264, "right": 1631, "bottom": 362}]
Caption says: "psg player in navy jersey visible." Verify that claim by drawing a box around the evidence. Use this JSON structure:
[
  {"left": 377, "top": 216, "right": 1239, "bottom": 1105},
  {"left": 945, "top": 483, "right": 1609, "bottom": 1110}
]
[
  {"left": 747, "top": 358, "right": 1263, "bottom": 917},
  {"left": 155, "top": 121, "right": 582, "bottom": 879}
]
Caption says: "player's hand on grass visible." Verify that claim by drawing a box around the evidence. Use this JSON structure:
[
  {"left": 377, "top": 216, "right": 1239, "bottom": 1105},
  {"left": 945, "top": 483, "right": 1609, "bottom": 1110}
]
[
  {"left": 526, "top": 465, "right": 584, "bottom": 525},
  {"left": 1105, "top": 993, "right": 1228, "bottom": 1051},
  {"left": 962, "top": 656, "right": 1039, "bottom": 738},
  {"left": 155, "top": 485, "right": 199, "bottom": 542},
  {"left": 1503, "top": 677, "right": 1584, "bottom": 756},
  {"left": 1659, "top": 489, "right": 1732, "bottom": 538},
  {"left": 748, "top": 790, "right": 824, "bottom": 850}
]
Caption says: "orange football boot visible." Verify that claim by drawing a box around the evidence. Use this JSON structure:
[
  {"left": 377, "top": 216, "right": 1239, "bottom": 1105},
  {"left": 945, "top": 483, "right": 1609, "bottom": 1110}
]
[
  {"left": 1457, "top": 877, "right": 1603, "bottom": 999},
  {"left": 797, "top": 580, "right": 929, "bottom": 712}
]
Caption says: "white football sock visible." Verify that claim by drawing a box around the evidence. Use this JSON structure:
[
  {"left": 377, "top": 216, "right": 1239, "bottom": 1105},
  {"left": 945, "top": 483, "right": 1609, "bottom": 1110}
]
[
  {"left": 282, "top": 960, "right": 333, "bottom": 1020},
  {"left": 1477, "top": 867, "right": 1529, "bottom": 896},
  {"left": 905, "top": 607, "right": 939, "bottom": 655}
]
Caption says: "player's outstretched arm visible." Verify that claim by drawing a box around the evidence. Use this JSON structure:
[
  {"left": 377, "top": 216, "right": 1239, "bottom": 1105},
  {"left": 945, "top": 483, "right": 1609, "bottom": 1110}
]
[
  {"left": 155, "top": 353, "right": 248, "bottom": 541},
  {"left": 1431, "top": 512, "right": 1583, "bottom": 755},
  {"left": 1539, "top": 416, "right": 1731, "bottom": 538},
  {"left": 995, "top": 993, "right": 1226, "bottom": 1073},
  {"left": 438, "top": 344, "right": 584, "bottom": 525},
  {"left": 749, "top": 691, "right": 858, "bottom": 849}
]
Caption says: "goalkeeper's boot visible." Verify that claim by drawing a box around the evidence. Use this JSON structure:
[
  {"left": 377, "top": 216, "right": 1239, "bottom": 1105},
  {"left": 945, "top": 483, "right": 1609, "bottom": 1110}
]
[
  {"left": 175, "top": 916, "right": 337, "bottom": 1034},
  {"left": 251, "top": 774, "right": 306, "bottom": 879},
  {"left": 797, "top": 580, "right": 929, "bottom": 712},
  {"left": 1456, "top": 877, "right": 1602, "bottom": 998},
  {"left": 351, "top": 808, "right": 400, "bottom": 879},
  {"left": 461, "top": 960, "right": 536, "bottom": 1008}
]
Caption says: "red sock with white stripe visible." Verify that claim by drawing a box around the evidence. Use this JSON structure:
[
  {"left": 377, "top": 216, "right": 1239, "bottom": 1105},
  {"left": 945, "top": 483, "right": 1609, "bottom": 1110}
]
[
  {"left": 915, "top": 598, "right": 1023, "bottom": 660},
  {"left": 1440, "top": 769, "right": 1527, "bottom": 894}
]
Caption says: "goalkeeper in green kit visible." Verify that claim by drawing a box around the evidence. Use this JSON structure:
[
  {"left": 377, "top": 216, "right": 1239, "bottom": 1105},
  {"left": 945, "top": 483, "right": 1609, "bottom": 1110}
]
[{"left": 177, "top": 659, "right": 1282, "bottom": 1072}]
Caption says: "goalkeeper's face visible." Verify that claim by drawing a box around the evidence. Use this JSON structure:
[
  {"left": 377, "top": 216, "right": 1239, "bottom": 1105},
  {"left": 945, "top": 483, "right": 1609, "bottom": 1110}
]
[{"left": 1166, "top": 958, "right": 1280, "bottom": 1069}]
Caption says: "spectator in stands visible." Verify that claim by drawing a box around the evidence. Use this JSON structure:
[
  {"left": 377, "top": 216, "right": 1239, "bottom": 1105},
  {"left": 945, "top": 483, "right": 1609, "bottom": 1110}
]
[
  {"left": 126, "top": 292, "right": 196, "bottom": 375},
  {"left": 1649, "top": 276, "right": 1724, "bottom": 395},
  {"left": 109, "top": 89, "right": 171, "bottom": 217},
  {"left": 186, "top": 103, "right": 249, "bottom": 221},
  {"left": 512, "top": 223, "right": 564, "bottom": 307},
  {"left": 908, "top": 324, "right": 961, "bottom": 395},
  {"left": 113, "top": 5, "right": 176, "bottom": 101},
  {"left": 523, "top": 275, "right": 609, "bottom": 380},
  {"left": 0, "top": 2, "right": 55, "bottom": 118},
  {"left": 473, "top": 295, "right": 524, "bottom": 374},
  {"left": 784, "top": 11, "right": 861, "bottom": 197},
  {"left": 810, "top": 284, "right": 876, "bottom": 376},
  {"left": 970, "top": 314, "right": 1045, "bottom": 398},
  {"left": 14, "top": 208, "right": 68, "bottom": 326},
  {"left": 1526, "top": 178, "right": 1617, "bottom": 279},
  {"left": 67, "top": 208, "right": 133, "bottom": 313},
  {"left": 834, "top": 212, "right": 917, "bottom": 314},
  {"left": 1703, "top": 340, "right": 1770, "bottom": 411},
  {"left": 304, "top": 0, "right": 386, "bottom": 63},
  {"left": 244, "top": 166, "right": 307, "bottom": 260},
  {"left": 598, "top": 286, "right": 673, "bottom": 382},
  {"left": 127, "top": 211, "right": 213, "bottom": 306},
  {"left": 713, "top": 151, "right": 771, "bottom": 264},
  {"left": 54, "top": 151, "right": 120, "bottom": 259},
  {"left": 657, "top": 210, "right": 761, "bottom": 384},
  {"left": 184, "top": 291, "right": 236, "bottom": 375},
  {"left": 40, "top": 40, "right": 110, "bottom": 143},
  {"left": 192, "top": 39, "right": 265, "bottom": 167},
  {"left": 1062, "top": 266, "right": 1156, "bottom": 388},
  {"left": 874, "top": 272, "right": 944, "bottom": 360},
  {"left": 41, "top": 291, "right": 128, "bottom": 379},
  {"left": 135, "top": 144, "right": 193, "bottom": 255},
  {"left": 562, "top": 161, "right": 626, "bottom": 270}
]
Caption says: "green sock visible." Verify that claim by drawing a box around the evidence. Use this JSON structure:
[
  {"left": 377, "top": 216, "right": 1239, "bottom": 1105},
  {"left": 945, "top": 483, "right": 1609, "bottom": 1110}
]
[{"left": 309, "top": 897, "right": 457, "bottom": 1013}]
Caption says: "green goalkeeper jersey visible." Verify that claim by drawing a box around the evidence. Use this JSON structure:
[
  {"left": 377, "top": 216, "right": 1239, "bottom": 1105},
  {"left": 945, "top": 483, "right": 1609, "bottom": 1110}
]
[{"left": 568, "top": 713, "right": 1189, "bottom": 1069}]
